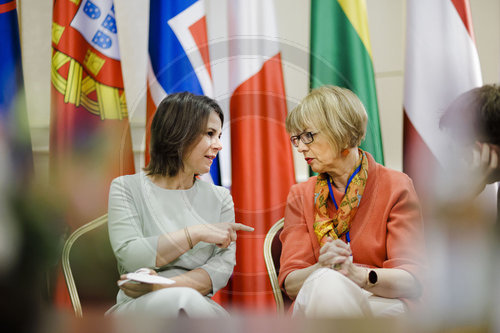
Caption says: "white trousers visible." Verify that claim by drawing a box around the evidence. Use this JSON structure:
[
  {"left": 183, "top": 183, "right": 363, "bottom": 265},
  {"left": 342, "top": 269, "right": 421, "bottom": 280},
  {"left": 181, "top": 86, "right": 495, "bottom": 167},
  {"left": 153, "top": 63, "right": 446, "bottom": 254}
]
[
  {"left": 109, "top": 287, "right": 227, "bottom": 318},
  {"left": 293, "top": 268, "right": 406, "bottom": 318}
]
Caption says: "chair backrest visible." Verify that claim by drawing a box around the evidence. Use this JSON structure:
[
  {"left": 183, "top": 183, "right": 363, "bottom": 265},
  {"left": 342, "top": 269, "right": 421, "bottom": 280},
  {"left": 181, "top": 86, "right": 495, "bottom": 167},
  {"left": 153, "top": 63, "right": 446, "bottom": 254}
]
[
  {"left": 263, "top": 218, "right": 292, "bottom": 313},
  {"left": 61, "top": 214, "right": 118, "bottom": 317}
]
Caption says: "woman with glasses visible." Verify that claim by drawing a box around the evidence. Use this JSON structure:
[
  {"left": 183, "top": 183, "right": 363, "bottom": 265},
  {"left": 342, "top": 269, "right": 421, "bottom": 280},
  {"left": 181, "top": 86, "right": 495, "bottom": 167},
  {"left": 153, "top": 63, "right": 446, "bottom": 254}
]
[
  {"left": 106, "top": 92, "right": 253, "bottom": 317},
  {"left": 278, "top": 86, "right": 426, "bottom": 317}
]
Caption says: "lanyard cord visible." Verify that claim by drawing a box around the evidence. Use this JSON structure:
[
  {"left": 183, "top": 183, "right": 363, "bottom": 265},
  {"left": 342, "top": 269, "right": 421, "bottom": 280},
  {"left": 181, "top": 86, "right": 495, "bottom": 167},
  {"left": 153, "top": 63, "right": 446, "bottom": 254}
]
[{"left": 326, "top": 163, "right": 361, "bottom": 243}]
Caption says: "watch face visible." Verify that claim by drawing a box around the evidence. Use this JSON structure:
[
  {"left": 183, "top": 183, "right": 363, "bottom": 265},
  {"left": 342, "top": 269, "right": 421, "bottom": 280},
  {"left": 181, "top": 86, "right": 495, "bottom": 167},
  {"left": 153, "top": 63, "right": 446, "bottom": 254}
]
[{"left": 369, "top": 270, "right": 378, "bottom": 284}]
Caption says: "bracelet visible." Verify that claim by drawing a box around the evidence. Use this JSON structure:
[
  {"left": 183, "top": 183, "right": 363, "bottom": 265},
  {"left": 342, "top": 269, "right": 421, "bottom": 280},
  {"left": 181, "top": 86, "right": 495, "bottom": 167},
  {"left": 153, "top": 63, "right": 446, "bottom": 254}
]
[{"left": 184, "top": 227, "right": 193, "bottom": 249}]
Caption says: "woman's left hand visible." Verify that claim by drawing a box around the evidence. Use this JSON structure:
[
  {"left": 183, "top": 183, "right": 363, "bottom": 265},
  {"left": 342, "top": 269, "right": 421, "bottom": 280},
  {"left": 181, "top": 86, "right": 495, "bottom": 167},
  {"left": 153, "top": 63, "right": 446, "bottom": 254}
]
[
  {"left": 318, "top": 238, "right": 366, "bottom": 288},
  {"left": 118, "top": 268, "right": 159, "bottom": 298}
]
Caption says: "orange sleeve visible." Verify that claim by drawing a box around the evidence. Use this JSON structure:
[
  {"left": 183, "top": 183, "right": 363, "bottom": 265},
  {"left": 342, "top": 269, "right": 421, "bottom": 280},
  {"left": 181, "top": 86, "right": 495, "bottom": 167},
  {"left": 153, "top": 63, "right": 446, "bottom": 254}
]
[
  {"left": 278, "top": 184, "right": 317, "bottom": 292},
  {"left": 383, "top": 175, "right": 427, "bottom": 287}
]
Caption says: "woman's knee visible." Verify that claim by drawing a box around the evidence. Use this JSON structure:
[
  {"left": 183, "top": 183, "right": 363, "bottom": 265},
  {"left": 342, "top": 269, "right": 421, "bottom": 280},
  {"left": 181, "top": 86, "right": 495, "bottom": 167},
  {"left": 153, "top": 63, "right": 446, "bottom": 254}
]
[
  {"left": 303, "top": 268, "right": 356, "bottom": 295},
  {"left": 153, "top": 287, "right": 204, "bottom": 305},
  {"left": 296, "top": 268, "right": 371, "bottom": 317},
  {"left": 139, "top": 287, "right": 204, "bottom": 312}
]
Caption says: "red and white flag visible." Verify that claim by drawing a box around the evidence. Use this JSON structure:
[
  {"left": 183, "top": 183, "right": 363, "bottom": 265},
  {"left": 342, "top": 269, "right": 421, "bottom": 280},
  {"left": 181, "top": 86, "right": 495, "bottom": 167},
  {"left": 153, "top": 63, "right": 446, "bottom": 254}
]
[
  {"left": 226, "top": 0, "right": 295, "bottom": 310},
  {"left": 403, "top": 0, "right": 482, "bottom": 198}
]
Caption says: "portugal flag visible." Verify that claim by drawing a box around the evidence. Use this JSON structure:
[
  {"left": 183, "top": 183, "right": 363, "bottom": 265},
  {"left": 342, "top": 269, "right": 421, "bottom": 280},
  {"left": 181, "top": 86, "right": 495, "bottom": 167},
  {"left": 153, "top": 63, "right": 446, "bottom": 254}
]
[
  {"left": 50, "top": 0, "right": 135, "bottom": 307},
  {"left": 50, "top": 0, "right": 135, "bottom": 229},
  {"left": 50, "top": 0, "right": 135, "bottom": 308},
  {"left": 310, "top": 0, "right": 384, "bottom": 164}
]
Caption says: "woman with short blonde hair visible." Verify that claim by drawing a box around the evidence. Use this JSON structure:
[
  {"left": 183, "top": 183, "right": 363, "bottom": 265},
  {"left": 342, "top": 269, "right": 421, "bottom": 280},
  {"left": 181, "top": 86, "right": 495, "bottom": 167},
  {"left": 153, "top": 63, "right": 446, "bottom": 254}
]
[
  {"left": 279, "top": 85, "right": 426, "bottom": 317},
  {"left": 286, "top": 85, "right": 367, "bottom": 152}
]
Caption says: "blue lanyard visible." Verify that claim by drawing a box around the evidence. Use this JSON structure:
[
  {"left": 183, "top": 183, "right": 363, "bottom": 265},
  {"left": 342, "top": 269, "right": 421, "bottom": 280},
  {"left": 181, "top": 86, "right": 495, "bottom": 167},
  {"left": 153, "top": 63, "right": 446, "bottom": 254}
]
[{"left": 326, "top": 163, "right": 361, "bottom": 243}]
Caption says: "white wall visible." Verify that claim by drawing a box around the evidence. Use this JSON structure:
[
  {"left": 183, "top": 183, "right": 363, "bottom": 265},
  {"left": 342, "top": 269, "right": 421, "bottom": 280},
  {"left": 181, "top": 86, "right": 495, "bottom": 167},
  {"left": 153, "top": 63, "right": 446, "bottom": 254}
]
[{"left": 20, "top": 0, "right": 500, "bottom": 184}]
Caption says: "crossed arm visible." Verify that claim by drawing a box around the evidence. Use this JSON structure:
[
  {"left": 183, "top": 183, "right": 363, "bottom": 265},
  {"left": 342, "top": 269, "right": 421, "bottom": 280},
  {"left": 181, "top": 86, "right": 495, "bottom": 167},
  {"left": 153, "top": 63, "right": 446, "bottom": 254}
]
[{"left": 119, "top": 222, "right": 254, "bottom": 298}]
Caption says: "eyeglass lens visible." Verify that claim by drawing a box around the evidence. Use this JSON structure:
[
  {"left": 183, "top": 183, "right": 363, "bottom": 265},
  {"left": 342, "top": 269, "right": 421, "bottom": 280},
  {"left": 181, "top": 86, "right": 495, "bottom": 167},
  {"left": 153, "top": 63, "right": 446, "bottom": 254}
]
[{"left": 291, "top": 132, "right": 314, "bottom": 147}]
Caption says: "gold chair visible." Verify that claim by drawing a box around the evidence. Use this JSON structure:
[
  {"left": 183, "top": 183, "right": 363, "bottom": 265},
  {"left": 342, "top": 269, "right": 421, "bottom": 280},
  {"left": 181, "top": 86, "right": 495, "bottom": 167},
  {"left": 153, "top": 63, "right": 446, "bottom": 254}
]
[
  {"left": 263, "top": 217, "right": 292, "bottom": 313},
  {"left": 61, "top": 214, "right": 118, "bottom": 317}
]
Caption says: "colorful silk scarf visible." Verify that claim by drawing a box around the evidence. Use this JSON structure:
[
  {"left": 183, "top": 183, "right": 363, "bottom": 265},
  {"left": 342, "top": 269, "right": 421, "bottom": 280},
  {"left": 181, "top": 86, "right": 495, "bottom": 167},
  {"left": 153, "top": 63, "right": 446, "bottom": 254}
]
[{"left": 313, "top": 149, "right": 368, "bottom": 246}]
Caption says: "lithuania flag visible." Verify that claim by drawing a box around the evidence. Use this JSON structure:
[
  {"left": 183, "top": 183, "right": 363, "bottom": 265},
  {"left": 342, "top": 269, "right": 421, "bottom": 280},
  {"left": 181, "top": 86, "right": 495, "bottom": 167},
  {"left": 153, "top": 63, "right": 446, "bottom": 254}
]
[{"left": 310, "top": 0, "right": 384, "bottom": 164}]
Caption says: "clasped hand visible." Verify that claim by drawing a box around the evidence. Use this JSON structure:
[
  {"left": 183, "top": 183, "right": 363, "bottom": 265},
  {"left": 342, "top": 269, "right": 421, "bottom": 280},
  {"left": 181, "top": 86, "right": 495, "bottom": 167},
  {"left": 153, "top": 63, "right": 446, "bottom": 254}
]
[{"left": 318, "top": 238, "right": 365, "bottom": 287}]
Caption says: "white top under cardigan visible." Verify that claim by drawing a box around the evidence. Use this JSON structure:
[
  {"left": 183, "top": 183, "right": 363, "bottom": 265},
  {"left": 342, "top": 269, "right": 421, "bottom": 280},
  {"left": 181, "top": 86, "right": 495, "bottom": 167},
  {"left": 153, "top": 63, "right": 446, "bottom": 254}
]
[{"left": 107, "top": 171, "right": 236, "bottom": 309}]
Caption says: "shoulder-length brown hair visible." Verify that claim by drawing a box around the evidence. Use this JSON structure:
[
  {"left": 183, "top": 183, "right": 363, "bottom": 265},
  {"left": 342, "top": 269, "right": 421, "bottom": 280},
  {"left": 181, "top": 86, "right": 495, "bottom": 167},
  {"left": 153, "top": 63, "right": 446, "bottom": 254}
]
[{"left": 144, "top": 92, "right": 223, "bottom": 177}]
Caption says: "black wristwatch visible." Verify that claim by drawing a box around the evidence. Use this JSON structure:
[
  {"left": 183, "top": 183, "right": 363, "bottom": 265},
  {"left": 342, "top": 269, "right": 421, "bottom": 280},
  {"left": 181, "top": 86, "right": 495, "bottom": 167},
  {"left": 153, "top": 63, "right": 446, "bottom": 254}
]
[{"left": 368, "top": 270, "right": 378, "bottom": 285}]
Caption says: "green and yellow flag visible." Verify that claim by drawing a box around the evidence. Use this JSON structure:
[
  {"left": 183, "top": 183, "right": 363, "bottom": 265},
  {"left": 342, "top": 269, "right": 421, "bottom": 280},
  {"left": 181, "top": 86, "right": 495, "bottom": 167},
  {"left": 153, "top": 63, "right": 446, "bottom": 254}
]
[{"left": 311, "top": 0, "right": 384, "bottom": 164}]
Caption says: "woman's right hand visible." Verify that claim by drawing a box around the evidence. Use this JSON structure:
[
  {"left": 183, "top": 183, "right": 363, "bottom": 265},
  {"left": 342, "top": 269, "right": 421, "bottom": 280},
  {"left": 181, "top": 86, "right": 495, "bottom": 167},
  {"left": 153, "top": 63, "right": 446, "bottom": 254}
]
[
  {"left": 318, "top": 238, "right": 352, "bottom": 269},
  {"left": 118, "top": 268, "right": 158, "bottom": 299},
  {"left": 318, "top": 238, "right": 367, "bottom": 288},
  {"left": 189, "top": 222, "right": 254, "bottom": 248}
]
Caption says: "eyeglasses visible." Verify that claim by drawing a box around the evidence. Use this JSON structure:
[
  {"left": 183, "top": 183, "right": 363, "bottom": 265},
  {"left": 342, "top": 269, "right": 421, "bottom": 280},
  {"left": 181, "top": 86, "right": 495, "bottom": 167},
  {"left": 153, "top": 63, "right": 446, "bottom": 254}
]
[{"left": 290, "top": 131, "right": 318, "bottom": 147}]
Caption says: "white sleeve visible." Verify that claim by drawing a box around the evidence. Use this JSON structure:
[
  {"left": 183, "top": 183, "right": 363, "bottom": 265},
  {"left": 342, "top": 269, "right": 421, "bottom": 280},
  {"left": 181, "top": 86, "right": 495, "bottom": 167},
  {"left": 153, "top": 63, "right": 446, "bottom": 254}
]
[
  {"left": 108, "top": 177, "right": 158, "bottom": 273},
  {"left": 198, "top": 187, "right": 236, "bottom": 295}
]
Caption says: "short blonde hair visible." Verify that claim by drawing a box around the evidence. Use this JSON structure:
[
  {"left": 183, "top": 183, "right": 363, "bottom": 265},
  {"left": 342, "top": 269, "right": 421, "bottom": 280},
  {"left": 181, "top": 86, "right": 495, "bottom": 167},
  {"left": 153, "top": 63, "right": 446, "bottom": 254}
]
[{"left": 286, "top": 85, "right": 367, "bottom": 152}]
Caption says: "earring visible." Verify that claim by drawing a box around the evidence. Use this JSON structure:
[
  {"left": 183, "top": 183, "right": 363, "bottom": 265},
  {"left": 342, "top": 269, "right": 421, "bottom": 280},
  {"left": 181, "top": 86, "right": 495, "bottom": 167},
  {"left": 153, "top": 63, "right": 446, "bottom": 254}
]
[{"left": 341, "top": 149, "right": 349, "bottom": 157}]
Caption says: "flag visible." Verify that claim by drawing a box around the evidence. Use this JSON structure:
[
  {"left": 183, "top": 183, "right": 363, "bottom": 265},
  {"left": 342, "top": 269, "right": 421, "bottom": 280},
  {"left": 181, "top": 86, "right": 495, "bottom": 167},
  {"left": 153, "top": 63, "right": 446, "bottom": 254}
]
[
  {"left": 0, "top": 0, "right": 33, "bottom": 182},
  {"left": 50, "top": 0, "right": 135, "bottom": 220},
  {"left": 146, "top": 0, "right": 220, "bottom": 184},
  {"left": 227, "top": 0, "right": 295, "bottom": 310},
  {"left": 403, "top": 0, "right": 482, "bottom": 198},
  {"left": 403, "top": 1, "right": 500, "bottom": 321},
  {"left": 50, "top": 0, "right": 135, "bottom": 305},
  {"left": 310, "top": 0, "right": 384, "bottom": 164}
]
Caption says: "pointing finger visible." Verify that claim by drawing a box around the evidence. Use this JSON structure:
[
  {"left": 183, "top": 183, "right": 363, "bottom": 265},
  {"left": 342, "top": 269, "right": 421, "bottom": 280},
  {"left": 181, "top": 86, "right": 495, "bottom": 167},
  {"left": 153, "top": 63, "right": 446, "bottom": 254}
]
[{"left": 233, "top": 223, "right": 255, "bottom": 232}]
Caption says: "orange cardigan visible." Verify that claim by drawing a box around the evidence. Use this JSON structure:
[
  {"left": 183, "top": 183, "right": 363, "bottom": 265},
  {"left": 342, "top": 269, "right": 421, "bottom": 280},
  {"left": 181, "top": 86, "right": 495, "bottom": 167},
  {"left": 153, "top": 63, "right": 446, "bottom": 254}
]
[{"left": 278, "top": 152, "right": 426, "bottom": 305}]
